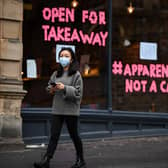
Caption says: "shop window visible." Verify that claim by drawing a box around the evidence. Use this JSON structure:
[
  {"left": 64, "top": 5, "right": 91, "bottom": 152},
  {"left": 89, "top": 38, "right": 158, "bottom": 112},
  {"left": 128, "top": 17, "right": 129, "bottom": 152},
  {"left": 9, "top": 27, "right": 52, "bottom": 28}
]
[
  {"left": 22, "top": 0, "right": 108, "bottom": 110},
  {"left": 112, "top": 1, "right": 168, "bottom": 113}
]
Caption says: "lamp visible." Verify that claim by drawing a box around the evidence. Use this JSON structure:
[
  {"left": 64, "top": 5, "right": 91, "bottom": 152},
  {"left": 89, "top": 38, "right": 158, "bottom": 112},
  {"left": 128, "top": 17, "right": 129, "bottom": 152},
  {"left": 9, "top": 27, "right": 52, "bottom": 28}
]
[
  {"left": 127, "top": 2, "right": 134, "bottom": 14},
  {"left": 84, "top": 64, "right": 90, "bottom": 76},
  {"left": 124, "top": 39, "right": 131, "bottom": 47},
  {"left": 71, "top": 0, "right": 79, "bottom": 8}
]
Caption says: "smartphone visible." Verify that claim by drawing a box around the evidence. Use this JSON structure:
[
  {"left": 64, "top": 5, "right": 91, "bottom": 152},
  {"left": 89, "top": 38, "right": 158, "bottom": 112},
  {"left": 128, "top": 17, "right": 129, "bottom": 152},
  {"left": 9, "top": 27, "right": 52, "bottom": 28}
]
[
  {"left": 50, "top": 82, "right": 59, "bottom": 87},
  {"left": 50, "top": 82, "right": 56, "bottom": 87}
]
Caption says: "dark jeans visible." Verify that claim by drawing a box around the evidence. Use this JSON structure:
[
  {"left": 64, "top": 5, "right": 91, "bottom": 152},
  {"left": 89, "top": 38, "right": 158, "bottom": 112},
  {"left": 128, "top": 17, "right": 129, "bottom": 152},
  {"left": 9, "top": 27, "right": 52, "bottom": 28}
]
[{"left": 46, "top": 115, "right": 84, "bottom": 160}]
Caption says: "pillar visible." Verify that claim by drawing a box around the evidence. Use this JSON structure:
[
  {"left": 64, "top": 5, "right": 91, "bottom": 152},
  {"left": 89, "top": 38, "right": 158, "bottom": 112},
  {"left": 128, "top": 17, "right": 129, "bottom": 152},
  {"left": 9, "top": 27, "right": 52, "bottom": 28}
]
[{"left": 0, "top": 0, "right": 26, "bottom": 150}]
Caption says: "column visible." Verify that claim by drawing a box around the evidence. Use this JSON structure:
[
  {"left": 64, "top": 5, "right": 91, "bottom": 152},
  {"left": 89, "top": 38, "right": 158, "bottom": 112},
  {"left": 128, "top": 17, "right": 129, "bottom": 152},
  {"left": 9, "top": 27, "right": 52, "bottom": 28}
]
[{"left": 0, "top": 0, "right": 26, "bottom": 150}]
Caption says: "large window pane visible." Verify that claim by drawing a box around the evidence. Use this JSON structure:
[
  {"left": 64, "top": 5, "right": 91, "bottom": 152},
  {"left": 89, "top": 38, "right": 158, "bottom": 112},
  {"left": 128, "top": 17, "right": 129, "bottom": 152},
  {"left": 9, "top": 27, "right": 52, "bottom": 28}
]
[
  {"left": 112, "top": 0, "right": 168, "bottom": 113},
  {"left": 22, "top": 0, "right": 108, "bottom": 110}
]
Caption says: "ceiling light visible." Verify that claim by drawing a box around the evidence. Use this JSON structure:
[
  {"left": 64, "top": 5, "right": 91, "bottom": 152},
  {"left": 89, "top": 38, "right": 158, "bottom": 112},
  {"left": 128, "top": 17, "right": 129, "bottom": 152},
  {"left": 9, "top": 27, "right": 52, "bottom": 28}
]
[
  {"left": 127, "top": 2, "right": 134, "bottom": 14},
  {"left": 71, "top": 0, "right": 79, "bottom": 8}
]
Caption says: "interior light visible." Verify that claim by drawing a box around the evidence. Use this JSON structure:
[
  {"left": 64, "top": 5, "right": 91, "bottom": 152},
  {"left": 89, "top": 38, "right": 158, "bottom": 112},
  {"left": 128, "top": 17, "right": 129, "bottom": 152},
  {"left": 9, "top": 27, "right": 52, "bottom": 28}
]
[
  {"left": 84, "top": 64, "right": 90, "bottom": 76},
  {"left": 124, "top": 39, "right": 131, "bottom": 47},
  {"left": 127, "top": 2, "right": 134, "bottom": 14},
  {"left": 71, "top": 0, "right": 79, "bottom": 8}
]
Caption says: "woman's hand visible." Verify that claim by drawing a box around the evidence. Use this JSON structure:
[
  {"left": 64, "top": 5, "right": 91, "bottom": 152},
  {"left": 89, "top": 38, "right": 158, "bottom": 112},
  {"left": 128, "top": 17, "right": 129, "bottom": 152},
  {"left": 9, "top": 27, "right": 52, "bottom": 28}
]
[
  {"left": 55, "top": 82, "right": 65, "bottom": 90},
  {"left": 49, "top": 82, "right": 64, "bottom": 94},
  {"left": 49, "top": 86, "right": 57, "bottom": 94}
]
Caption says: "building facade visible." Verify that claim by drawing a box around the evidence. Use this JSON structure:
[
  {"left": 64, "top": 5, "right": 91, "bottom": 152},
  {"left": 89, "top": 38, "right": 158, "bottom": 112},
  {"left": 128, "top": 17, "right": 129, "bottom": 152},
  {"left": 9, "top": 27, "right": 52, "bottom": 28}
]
[
  {"left": 0, "top": 0, "right": 26, "bottom": 148},
  {"left": 1, "top": 0, "right": 168, "bottom": 146}
]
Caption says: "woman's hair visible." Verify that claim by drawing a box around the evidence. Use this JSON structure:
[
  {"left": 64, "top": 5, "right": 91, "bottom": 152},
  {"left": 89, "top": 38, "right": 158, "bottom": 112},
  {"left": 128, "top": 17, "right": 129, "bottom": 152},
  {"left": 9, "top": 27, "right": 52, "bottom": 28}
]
[{"left": 56, "top": 47, "right": 79, "bottom": 77}]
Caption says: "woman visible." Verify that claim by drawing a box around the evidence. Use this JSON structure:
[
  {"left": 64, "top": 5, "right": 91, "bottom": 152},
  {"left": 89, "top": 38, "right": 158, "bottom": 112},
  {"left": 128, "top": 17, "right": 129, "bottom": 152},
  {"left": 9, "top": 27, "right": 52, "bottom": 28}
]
[{"left": 34, "top": 48, "right": 86, "bottom": 168}]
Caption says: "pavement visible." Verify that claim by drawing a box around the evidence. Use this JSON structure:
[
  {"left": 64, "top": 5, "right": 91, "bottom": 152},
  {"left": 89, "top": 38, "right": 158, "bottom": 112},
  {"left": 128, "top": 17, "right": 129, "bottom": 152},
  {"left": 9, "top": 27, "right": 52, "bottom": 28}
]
[{"left": 0, "top": 136, "right": 168, "bottom": 168}]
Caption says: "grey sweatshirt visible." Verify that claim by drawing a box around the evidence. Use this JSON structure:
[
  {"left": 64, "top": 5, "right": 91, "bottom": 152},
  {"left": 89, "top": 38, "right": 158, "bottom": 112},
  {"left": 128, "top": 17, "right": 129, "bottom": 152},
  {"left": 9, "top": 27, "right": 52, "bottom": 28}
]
[{"left": 46, "top": 70, "right": 83, "bottom": 116}]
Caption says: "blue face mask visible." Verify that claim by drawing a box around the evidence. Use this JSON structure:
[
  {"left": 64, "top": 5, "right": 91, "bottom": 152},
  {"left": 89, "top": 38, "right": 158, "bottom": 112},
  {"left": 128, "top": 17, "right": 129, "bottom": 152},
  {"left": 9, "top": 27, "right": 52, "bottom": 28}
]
[{"left": 59, "top": 57, "right": 71, "bottom": 67}]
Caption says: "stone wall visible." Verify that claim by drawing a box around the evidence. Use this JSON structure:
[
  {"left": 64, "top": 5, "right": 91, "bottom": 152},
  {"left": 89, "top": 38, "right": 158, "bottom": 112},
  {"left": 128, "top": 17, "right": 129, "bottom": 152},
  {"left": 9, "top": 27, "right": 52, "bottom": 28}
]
[{"left": 0, "top": 0, "right": 26, "bottom": 149}]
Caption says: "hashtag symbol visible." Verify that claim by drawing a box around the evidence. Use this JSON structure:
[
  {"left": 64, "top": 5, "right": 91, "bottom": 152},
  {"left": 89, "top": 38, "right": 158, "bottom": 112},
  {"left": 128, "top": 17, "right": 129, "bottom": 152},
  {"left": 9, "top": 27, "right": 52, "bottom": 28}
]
[{"left": 112, "top": 61, "right": 123, "bottom": 75}]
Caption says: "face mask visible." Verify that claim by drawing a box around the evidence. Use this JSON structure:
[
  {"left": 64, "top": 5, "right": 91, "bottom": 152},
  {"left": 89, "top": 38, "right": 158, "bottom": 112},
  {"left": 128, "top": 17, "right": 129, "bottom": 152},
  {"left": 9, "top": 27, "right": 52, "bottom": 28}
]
[{"left": 59, "top": 57, "right": 71, "bottom": 67}]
